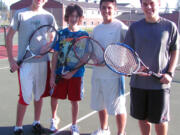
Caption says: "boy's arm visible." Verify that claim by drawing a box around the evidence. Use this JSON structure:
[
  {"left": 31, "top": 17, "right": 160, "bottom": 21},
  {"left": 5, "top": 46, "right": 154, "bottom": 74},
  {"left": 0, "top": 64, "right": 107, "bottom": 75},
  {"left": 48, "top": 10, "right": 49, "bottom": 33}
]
[
  {"left": 160, "top": 23, "right": 180, "bottom": 84},
  {"left": 6, "top": 27, "right": 18, "bottom": 72},
  {"left": 50, "top": 51, "right": 58, "bottom": 88},
  {"left": 168, "top": 50, "right": 179, "bottom": 74},
  {"left": 62, "top": 69, "right": 79, "bottom": 79},
  {"left": 160, "top": 50, "right": 179, "bottom": 84}
]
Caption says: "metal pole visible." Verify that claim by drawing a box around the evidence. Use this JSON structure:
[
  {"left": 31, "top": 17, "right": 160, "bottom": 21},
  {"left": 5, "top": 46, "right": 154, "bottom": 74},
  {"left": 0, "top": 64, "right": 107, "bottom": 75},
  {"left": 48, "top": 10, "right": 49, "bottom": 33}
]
[
  {"left": 3, "top": 25, "right": 7, "bottom": 48},
  {"left": 178, "top": 9, "right": 180, "bottom": 32}
]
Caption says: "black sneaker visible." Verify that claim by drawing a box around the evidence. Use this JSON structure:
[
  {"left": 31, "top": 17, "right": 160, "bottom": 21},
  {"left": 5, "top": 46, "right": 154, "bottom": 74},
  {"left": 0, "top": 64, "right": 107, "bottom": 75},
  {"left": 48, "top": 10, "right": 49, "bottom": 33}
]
[
  {"left": 14, "top": 129, "right": 24, "bottom": 135},
  {"left": 32, "top": 123, "right": 43, "bottom": 134}
]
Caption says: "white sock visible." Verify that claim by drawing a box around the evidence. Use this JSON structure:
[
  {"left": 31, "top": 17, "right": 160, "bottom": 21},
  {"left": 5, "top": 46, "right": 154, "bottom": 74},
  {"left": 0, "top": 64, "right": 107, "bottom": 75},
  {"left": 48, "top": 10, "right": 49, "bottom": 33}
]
[
  {"left": 33, "top": 120, "right": 40, "bottom": 126},
  {"left": 14, "top": 126, "right": 23, "bottom": 131}
]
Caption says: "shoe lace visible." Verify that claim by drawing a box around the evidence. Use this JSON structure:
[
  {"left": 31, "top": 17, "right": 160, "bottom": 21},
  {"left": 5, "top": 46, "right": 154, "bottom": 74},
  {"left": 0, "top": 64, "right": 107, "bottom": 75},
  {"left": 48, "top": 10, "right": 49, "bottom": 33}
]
[
  {"left": 71, "top": 125, "right": 79, "bottom": 133},
  {"left": 51, "top": 118, "right": 59, "bottom": 127}
]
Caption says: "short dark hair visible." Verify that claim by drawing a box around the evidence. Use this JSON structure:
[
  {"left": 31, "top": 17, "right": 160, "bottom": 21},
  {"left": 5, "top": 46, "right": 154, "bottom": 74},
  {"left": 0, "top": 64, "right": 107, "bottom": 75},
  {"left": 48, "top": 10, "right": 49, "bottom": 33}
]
[
  {"left": 140, "top": 0, "right": 160, "bottom": 4},
  {"left": 99, "top": 0, "right": 117, "bottom": 8},
  {"left": 64, "top": 3, "right": 83, "bottom": 23}
]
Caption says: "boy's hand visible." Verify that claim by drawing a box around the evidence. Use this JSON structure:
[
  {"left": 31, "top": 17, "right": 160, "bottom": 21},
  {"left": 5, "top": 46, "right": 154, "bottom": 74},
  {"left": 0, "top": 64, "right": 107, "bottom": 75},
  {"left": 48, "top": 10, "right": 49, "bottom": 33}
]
[
  {"left": 62, "top": 72, "right": 74, "bottom": 79},
  {"left": 40, "top": 42, "right": 51, "bottom": 54},
  {"left": 9, "top": 59, "right": 19, "bottom": 72},
  {"left": 160, "top": 73, "right": 172, "bottom": 84},
  {"left": 136, "top": 66, "right": 151, "bottom": 77}
]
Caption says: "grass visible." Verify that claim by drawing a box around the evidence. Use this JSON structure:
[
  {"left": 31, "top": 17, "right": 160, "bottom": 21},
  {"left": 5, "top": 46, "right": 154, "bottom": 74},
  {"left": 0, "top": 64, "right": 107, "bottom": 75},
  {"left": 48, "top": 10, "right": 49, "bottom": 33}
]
[{"left": 82, "top": 27, "right": 93, "bottom": 34}]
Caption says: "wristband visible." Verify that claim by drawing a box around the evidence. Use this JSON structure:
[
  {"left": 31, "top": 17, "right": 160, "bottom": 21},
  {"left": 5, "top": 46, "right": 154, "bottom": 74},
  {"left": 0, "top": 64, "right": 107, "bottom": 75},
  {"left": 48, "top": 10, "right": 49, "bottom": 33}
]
[{"left": 166, "top": 72, "right": 174, "bottom": 78}]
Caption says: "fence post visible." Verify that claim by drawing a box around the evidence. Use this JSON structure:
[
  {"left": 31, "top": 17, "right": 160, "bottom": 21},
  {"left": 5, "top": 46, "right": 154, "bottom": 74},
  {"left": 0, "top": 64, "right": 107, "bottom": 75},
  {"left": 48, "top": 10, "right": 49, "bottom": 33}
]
[{"left": 3, "top": 25, "right": 7, "bottom": 48}]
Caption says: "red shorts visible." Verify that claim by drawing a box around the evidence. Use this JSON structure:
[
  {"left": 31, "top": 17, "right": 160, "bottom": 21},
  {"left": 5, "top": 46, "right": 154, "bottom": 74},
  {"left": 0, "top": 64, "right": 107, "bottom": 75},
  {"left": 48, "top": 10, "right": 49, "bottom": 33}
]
[{"left": 51, "top": 77, "right": 83, "bottom": 101}]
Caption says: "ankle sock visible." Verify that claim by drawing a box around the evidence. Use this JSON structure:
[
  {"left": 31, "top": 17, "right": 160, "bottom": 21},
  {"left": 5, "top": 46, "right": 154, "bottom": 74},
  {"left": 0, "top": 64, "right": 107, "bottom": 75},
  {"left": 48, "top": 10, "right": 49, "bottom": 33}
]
[
  {"left": 14, "top": 126, "right": 23, "bottom": 131},
  {"left": 33, "top": 120, "right": 40, "bottom": 126}
]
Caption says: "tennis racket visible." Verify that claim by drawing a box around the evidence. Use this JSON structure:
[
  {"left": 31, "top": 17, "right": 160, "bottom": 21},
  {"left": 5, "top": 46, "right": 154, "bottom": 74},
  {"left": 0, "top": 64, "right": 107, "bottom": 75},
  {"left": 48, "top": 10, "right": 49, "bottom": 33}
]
[
  {"left": 104, "top": 43, "right": 162, "bottom": 79},
  {"left": 54, "top": 36, "right": 104, "bottom": 84},
  {"left": 10, "top": 24, "right": 59, "bottom": 72}
]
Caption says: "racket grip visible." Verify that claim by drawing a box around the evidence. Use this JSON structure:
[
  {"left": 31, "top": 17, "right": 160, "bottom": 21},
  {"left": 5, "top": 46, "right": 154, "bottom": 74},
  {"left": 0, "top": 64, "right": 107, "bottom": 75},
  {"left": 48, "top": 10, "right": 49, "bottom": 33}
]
[
  {"left": 10, "top": 61, "right": 22, "bottom": 73},
  {"left": 55, "top": 75, "right": 61, "bottom": 84},
  {"left": 151, "top": 72, "right": 162, "bottom": 80},
  {"left": 10, "top": 69, "right": 13, "bottom": 73},
  {"left": 17, "top": 61, "right": 22, "bottom": 66}
]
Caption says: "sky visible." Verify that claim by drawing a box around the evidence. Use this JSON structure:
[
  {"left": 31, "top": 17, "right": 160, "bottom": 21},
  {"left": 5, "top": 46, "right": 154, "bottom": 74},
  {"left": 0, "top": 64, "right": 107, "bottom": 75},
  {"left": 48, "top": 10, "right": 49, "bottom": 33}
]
[{"left": 2, "top": 0, "right": 178, "bottom": 9}]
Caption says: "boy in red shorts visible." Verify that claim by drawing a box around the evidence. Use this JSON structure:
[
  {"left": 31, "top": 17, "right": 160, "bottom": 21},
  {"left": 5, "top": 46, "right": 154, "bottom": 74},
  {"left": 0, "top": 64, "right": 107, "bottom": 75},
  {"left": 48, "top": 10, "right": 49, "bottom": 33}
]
[{"left": 49, "top": 3, "right": 88, "bottom": 135}]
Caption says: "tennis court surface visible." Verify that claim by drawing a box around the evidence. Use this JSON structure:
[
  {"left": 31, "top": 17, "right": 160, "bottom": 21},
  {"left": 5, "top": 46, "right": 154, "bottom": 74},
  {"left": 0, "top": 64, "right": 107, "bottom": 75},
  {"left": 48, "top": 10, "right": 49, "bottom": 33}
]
[{"left": 0, "top": 53, "right": 180, "bottom": 135}]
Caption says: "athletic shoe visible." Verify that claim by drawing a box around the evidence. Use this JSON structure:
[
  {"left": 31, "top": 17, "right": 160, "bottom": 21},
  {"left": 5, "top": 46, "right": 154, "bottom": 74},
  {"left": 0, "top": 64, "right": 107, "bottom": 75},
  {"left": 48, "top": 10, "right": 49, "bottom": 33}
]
[
  {"left": 70, "top": 125, "right": 80, "bottom": 135},
  {"left": 32, "top": 123, "right": 43, "bottom": 134},
  {"left": 118, "top": 133, "right": 126, "bottom": 135},
  {"left": 91, "top": 127, "right": 111, "bottom": 135},
  {"left": 50, "top": 117, "right": 60, "bottom": 132},
  {"left": 14, "top": 129, "right": 24, "bottom": 135}
]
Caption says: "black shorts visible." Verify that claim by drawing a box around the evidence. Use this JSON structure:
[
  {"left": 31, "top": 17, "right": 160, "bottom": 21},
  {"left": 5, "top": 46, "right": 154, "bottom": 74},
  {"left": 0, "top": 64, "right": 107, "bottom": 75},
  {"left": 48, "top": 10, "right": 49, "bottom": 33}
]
[{"left": 130, "top": 87, "right": 170, "bottom": 123}]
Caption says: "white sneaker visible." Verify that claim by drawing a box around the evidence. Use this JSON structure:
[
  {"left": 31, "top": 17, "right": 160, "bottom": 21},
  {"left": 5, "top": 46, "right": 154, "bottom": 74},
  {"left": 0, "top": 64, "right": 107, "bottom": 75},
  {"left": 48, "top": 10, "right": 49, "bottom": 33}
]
[
  {"left": 50, "top": 117, "right": 60, "bottom": 132},
  {"left": 70, "top": 125, "right": 80, "bottom": 135},
  {"left": 118, "top": 133, "right": 126, "bottom": 135},
  {"left": 91, "top": 127, "right": 111, "bottom": 135}
]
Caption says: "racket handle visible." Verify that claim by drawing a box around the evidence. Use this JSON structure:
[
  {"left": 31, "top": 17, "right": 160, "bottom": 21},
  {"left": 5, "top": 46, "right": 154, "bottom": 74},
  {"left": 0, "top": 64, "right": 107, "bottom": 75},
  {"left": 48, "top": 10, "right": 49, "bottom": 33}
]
[
  {"left": 17, "top": 61, "right": 22, "bottom": 66},
  {"left": 49, "top": 88, "right": 54, "bottom": 96},
  {"left": 55, "top": 75, "right": 61, "bottom": 84},
  {"left": 151, "top": 72, "right": 162, "bottom": 80},
  {"left": 10, "top": 69, "right": 13, "bottom": 73},
  {"left": 10, "top": 60, "right": 22, "bottom": 73}
]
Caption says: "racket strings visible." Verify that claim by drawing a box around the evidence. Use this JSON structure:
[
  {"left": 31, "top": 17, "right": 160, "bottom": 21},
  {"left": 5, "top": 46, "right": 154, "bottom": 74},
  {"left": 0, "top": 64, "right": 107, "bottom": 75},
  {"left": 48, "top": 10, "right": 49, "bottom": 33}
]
[
  {"left": 90, "top": 39, "right": 104, "bottom": 65},
  {"left": 104, "top": 45, "right": 139, "bottom": 74},
  {"left": 29, "top": 26, "right": 58, "bottom": 55},
  {"left": 74, "top": 38, "right": 93, "bottom": 64}
]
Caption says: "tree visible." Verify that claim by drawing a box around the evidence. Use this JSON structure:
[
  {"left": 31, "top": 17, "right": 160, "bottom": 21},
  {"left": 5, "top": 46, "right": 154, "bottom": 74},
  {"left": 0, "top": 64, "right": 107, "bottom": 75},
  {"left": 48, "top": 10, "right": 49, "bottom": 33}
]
[
  {"left": 164, "top": 3, "right": 170, "bottom": 13},
  {"left": 176, "top": 0, "right": 180, "bottom": 11},
  {"left": 0, "top": 0, "right": 8, "bottom": 11}
]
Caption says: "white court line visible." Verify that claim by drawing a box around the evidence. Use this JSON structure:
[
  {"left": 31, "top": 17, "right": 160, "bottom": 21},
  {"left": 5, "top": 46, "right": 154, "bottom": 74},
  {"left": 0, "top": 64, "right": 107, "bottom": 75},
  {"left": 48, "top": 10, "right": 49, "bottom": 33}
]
[
  {"left": 0, "top": 59, "right": 9, "bottom": 70},
  {"left": 52, "top": 92, "right": 130, "bottom": 135},
  {"left": 0, "top": 66, "right": 9, "bottom": 70},
  {"left": 0, "top": 58, "right": 8, "bottom": 61}
]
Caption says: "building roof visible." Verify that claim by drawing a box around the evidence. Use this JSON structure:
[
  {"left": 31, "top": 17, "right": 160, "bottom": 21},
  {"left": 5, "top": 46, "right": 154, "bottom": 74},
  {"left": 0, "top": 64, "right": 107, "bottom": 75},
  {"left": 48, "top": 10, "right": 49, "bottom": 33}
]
[
  {"left": 116, "top": 9, "right": 144, "bottom": 21},
  {"left": 56, "top": 0, "right": 99, "bottom": 8},
  {"left": 10, "top": 0, "right": 62, "bottom": 10},
  {"left": 56, "top": 0, "right": 133, "bottom": 11}
]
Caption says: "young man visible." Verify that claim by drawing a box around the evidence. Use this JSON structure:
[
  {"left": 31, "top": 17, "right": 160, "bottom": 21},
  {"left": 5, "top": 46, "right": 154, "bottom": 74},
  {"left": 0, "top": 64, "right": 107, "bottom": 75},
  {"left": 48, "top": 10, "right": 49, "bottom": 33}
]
[
  {"left": 6, "top": 0, "right": 56, "bottom": 135},
  {"left": 91, "top": 0, "right": 128, "bottom": 135},
  {"left": 124, "top": 0, "right": 179, "bottom": 135},
  {"left": 49, "top": 3, "right": 88, "bottom": 135}
]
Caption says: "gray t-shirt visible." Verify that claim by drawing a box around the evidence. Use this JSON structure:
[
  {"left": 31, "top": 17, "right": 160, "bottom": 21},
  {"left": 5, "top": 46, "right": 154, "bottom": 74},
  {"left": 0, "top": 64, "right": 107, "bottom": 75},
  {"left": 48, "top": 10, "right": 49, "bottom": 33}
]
[
  {"left": 125, "top": 17, "right": 179, "bottom": 90},
  {"left": 11, "top": 7, "right": 57, "bottom": 63}
]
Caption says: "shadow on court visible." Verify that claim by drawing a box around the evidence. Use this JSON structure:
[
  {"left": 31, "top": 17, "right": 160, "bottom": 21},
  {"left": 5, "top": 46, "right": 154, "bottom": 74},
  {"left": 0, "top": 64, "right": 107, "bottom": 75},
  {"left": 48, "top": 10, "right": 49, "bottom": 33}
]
[
  {"left": 54, "top": 130, "right": 90, "bottom": 135},
  {"left": 0, "top": 125, "right": 35, "bottom": 135},
  {"left": 0, "top": 126, "right": 14, "bottom": 135},
  {"left": 0, "top": 125, "right": 57, "bottom": 135}
]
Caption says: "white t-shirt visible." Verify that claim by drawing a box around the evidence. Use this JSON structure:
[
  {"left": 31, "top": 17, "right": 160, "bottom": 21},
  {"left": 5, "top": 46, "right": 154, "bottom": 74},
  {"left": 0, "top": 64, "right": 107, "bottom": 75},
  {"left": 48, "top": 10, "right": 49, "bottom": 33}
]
[
  {"left": 92, "top": 19, "right": 128, "bottom": 79},
  {"left": 11, "top": 7, "right": 57, "bottom": 63}
]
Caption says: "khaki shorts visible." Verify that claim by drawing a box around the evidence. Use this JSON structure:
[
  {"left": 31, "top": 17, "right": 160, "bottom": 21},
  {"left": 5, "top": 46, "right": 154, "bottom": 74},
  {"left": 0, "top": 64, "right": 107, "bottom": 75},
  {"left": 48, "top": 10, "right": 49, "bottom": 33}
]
[{"left": 91, "top": 77, "right": 126, "bottom": 115}]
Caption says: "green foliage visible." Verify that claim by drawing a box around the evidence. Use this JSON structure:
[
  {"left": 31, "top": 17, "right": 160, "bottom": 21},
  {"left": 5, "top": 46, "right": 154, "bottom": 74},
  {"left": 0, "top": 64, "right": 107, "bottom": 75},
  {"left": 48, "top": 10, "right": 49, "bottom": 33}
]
[
  {"left": 0, "top": 1, "right": 8, "bottom": 11},
  {"left": 82, "top": 27, "right": 93, "bottom": 34}
]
